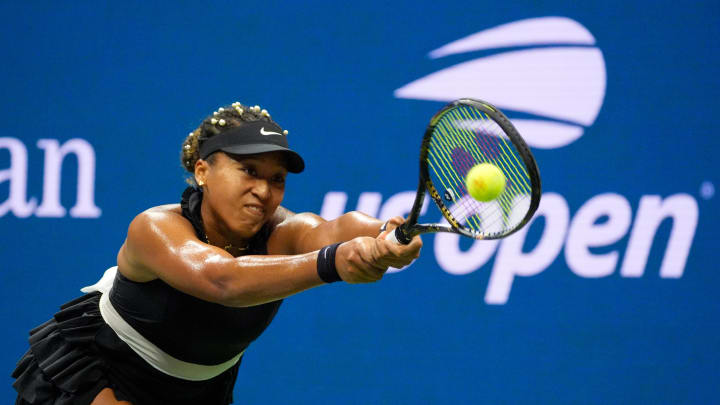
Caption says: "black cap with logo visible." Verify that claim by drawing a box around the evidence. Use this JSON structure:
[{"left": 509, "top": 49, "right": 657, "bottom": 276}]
[{"left": 199, "top": 121, "right": 305, "bottom": 173}]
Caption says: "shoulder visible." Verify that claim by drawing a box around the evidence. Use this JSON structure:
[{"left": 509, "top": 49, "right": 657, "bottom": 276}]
[
  {"left": 127, "top": 204, "right": 189, "bottom": 237},
  {"left": 119, "top": 203, "right": 196, "bottom": 281},
  {"left": 138, "top": 203, "right": 183, "bottom": 219},
  {"left": 267, "top": 207, "right": 325, "bottom": 254}
]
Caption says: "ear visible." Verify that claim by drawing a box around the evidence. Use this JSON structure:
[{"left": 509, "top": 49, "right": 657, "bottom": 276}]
[{"left": 194, "top": 159, "right": 210, "bottom": 187}]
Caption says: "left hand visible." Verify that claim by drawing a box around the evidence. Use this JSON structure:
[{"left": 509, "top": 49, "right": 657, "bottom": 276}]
[{"left": 335, "top": 233, "right": 422, "bottom": 283}]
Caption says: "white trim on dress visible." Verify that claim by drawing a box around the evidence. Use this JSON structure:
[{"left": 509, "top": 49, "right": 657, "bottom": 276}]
[{"left": 82, "top": 267, "right": 243, "bottom": 381}]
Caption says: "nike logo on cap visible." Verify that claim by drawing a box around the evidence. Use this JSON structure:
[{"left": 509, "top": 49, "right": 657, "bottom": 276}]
[{"left": 260, "top": 127, "right": 282, "bottom": 136}]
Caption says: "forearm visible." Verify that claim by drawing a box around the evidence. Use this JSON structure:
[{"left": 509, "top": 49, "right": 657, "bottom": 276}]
[
  {"left": 330, "top": 211, "right": 384, "bottom": 239},
  {"left": 205, "top": 213, "right": 420, "bottom": 305},
  {"left": 210, "top": 251, "right": 325, "bottom": 307},
  {"left": 212, "top": 212, "right": 390, "bottom": 305},
  {"left": 301, "top": 211, "right": 383, "bottom": 251}
]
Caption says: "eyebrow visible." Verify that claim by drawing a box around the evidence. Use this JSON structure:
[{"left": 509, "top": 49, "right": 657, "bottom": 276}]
[{"left": 234, "top": 158, "right": 288, "bottom": 174}]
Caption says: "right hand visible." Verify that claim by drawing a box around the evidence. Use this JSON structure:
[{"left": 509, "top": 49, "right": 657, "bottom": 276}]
[{"left": 334, "top": 234, "right": 423, "bottom": 283}]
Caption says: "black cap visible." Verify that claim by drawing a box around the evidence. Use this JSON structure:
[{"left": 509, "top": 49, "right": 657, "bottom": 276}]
[{"left": 198, "top": 121, "right": 305, "bottom": 173}]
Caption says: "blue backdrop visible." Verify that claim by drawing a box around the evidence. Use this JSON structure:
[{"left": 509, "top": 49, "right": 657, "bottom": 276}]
[{"left": 1, "top": 1, "right": 718, "bottom": 403}]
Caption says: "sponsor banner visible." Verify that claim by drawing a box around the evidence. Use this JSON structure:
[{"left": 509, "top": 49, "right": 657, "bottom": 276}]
[
  {"left": 395, "top": 17, "right": 606, "bottom": 149},
  {"left": 1, "top": 138, "right": 100, "bottom": 218},
  {"left": 321, "top": 190, "right": 698, "bottom": 304}
]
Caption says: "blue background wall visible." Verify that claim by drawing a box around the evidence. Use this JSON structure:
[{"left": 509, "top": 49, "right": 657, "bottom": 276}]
[{"left": 1, "top": 1, "right": 718, "bottom": 403}]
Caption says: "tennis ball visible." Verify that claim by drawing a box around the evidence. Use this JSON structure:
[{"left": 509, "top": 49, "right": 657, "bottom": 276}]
[{"left": 466, "top": 163, "right": 506, "bottom": 202}]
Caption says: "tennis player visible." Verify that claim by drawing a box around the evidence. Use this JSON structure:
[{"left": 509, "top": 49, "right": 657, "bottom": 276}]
[{"left": 11, "top": 102, "right": 422, "bottom": 405}]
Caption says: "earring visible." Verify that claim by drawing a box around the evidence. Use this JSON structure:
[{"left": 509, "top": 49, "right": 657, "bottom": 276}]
[{"left": 198, "top": 180, "right": 205, "bottom": 187}]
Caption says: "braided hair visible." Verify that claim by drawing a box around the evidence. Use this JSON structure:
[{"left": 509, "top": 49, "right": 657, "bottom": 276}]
[{"left": 180, "top": 102, "right": 279, "bottom": 184}]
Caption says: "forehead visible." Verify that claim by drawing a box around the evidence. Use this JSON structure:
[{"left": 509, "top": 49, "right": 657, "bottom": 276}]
[{"left": 221, "top": 151, "right": 289, "bottom": 171}]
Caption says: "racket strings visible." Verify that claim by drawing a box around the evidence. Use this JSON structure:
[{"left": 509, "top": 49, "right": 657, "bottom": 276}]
[
  {"left": 433, "top": 130, "right": 528, "bottom": 231},
  {"left": 426, "top": 105, "right": 533, "bottom": 237},
  {"left": 452, "top": 107, "right": 532, "bottom": 197},
  {"left": 448, "top": 111, "right": 530, "bottom": 224},
  {"left": 428, "top": 149, "right": 524, "bottom": 234}
]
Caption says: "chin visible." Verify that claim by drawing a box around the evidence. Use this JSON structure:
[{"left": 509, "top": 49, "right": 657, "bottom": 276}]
[{"left": 234, "top": 220, "right": 265, "bottom": 238}]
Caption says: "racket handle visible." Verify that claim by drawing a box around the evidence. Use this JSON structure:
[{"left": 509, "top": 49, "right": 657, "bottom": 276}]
[{"left": 384, "top": 226, "right": 413, "bottom": 245}]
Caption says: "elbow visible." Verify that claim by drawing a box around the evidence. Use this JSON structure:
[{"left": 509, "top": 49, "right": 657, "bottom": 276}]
[
  {"left": 333, "top": 211, "right": 374, "bottom": 233},
  {"left": 340, "top": 210, "right": 381, "bottom": 234},
  {"left": 196, "top": 262, "right": 247, "bottom": 307},
  {"left": 207, "top": 279, "right": 256, "bottom": 308},
  {"left": 206, "top": 278, "right": 236, "bottom": 306},
  {"left": 343, "top": 211, "right": 373, "bottom": 222},
  {"left": 202, "top": 265, "right": 262, "bottom": 308},
  {"left": 204, "top": 275, "right": 252, "bottom": 307}
]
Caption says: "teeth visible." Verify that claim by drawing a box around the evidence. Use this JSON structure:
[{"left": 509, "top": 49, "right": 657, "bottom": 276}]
[{"left": 246, "top": 205, "right": 264, "bottom": 216}]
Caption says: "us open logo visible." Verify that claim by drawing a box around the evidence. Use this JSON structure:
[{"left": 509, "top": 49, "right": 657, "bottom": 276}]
[
  {"left": 394, "top": 16, "right": 606, "bottom": 149},
  {"left": 324, "top": 17, "right": 696, "bottom": 305}
]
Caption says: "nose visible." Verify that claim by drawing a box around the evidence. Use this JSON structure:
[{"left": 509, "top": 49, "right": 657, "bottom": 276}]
[{"left": 251, "top": 178, "right": 270, "bottom": 201}]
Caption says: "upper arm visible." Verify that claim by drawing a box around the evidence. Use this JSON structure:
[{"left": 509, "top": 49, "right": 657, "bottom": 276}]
[
  {"left": 119, "top": 208, "right": 235, "bottom": 304},
  {"left": 267, "top": 209, "right": 384, "bottom": 255},
  {"left": 267, "top": 209, "right": 326, "bottom": 255}
]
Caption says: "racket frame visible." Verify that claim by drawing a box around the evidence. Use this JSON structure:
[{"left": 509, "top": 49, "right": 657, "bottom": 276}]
[{"left": 393, "top": 98, "right": 542, "bottom": 244}]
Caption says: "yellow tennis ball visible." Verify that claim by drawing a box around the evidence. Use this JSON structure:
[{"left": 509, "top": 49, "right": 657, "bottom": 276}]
[{"left": 466, "top": 163, "right": 506, "bottom": 202}]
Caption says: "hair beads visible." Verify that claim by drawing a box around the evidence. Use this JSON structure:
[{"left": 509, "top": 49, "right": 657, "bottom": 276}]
[{"left": 180, "top": 102, "right": 290, "bottom": 182}]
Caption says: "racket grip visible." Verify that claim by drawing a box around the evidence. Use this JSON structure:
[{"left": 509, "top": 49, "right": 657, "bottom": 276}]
[{"left": 384, "top": 227, "right": 413, "bottom": 245}]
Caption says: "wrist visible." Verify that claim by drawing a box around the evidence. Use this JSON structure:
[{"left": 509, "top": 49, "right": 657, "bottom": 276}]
[{"left": 317, "top": 243, "right": 342, "bottom": 283}]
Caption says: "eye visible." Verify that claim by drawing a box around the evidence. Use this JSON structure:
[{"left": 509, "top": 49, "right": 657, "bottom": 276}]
[
  {"left": 272, "top": 174, "right": 286, "bottom": 185},
  {"left": 240, "top": 166, "right": 258, "bottom": 177}
]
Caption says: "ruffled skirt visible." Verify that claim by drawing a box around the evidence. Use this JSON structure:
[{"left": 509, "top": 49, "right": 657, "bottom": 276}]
[{"left": 12, "top": 293, "right": 240, "bottom": 405}]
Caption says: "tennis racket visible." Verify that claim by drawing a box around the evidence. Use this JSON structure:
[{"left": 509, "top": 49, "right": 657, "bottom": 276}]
[{"left": 386, "top": 98, "right": 542, "bottom": 244}]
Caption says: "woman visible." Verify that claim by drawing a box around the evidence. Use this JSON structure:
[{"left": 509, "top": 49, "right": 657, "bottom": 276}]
[{"left": 12, "top": 102, "right": 423, "bottom": 405}]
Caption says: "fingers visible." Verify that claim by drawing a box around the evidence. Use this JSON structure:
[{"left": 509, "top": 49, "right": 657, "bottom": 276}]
[
  {"left": 406, "top": 235, "right": 423, "bottom": 256},
  {"left": 373, "top": 235, "right": 423, "bottom": 268},
  {"left": 381, "top": 234, "right": 422, "bottom": 256},
  {"left": 335, "top": 238, "right": 389, "bottom": 284},
  {"left": 334, "top": 234, "right": 424, "bottom": 284},
  {"left": 380, "top": 216, "right": 406, "bottom": 235},
  {"left": 387, "top": 216, "right": 405, "bottom": 227}
]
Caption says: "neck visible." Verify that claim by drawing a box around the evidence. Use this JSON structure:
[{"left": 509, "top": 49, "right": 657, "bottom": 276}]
[
  {"left": 200, "top": 198, "right": 250, "bottom": 256},
  {"left": 207, "top": 237, "right": 249, "bottom": 256}
]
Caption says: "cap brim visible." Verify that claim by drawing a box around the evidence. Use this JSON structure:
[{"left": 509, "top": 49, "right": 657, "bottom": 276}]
[{"left": 219, "top": 144, "right": 305, "bottom": 173}]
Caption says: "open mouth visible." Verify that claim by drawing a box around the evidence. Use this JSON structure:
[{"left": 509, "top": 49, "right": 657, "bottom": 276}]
[{"left": 243, "top": 204, "right": 265, "bottom": 218}]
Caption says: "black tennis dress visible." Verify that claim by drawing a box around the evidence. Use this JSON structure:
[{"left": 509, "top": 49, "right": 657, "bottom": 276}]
[{"left": 12, "top": 187, "right": 283, "bottom": 404}]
